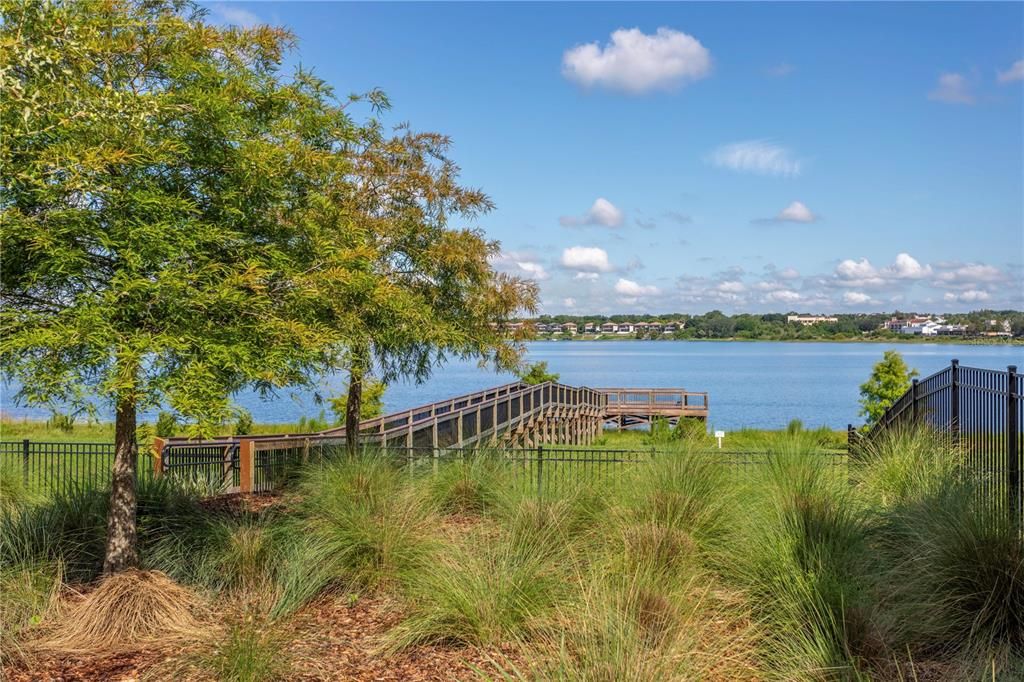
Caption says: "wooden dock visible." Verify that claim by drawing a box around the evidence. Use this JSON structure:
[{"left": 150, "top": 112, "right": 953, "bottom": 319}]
[{"left": 598, "top": 388, "right": 709, "bottom": 428}]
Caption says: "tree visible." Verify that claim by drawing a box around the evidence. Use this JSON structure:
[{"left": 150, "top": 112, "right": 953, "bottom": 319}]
[
  {"left": 859, "top": 351, "right": 919, "bottom": 426},
  {"left": 334, "top": 122, "right": 538, "bottom": 455},
  {"left": 517, "top": 361, "right": 559, "bottom": 385},
  {"left": 1, "top": 0, "right": 365, "bottom": 572},
  {"left": 330, "top": 378, "right": 385, "bottom": 425}
]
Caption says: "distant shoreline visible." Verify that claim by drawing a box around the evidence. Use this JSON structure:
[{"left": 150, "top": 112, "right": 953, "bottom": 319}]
[{"left": 528, "top": 335, "right": 1022, "bottom": 346}]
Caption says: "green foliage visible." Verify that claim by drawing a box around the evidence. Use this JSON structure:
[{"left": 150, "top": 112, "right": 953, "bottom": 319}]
[
  {"left": 516, "top": 361, "right": 559, "bottom": 385},
  {"left": 295, "top": 412, "right": 329, "bottom": 433},
  {"left": 205, "top": 618, "right": 287, "bottom": 682},
  {"left": 426, "top": 455, "right": 513, "bottom": 516},
  {"left": 859, "top": 351, "right": 919, "bottom": 426},
  {"left": 330, "top": 378, "right": 386, "bottom": 425},
  {"left": 0, "top": 560, "right": 62, "bottom": 666},
  {"left": 155, "top": 411, "right": 179, "bottom": 439},
  {"left": 234, "top": 409, "right": 255, "bottom": 436},
  {"left": 45, "top": 412, "right": 75, "bottom": 434},
  {"left": 787, "top": 418, "right": 804, "bottom": 435}
]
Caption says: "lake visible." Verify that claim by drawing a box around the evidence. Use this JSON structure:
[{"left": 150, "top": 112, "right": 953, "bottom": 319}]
[{"left": 1, "top": 341, "right": 1020, "bottom": 430}]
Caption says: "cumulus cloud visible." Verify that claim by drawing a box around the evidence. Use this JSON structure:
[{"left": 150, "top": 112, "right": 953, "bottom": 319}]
[
  {"left": 765, "top": 289, "right": 802, "bottom": 303},
  {"left": 708, "top": 140, "right": 802, "bottom": 177},
  {"left": 929, "top": 73, "right": 975, "bottom": 104},
  {"left": 560, "top": 246, "right": 614, "bottom": 273},
  {"left": 944, "top": 290, "right": 991, "bottom": 303},
  {"left": 716, "top": 280, "right": 746, "bottom": 294},
  {"left": 614, "top": 278, "right": 660, "bottom": 296},
  {"left": 560, "top": 198, "right": 624, "bottom": 228},
  {"left": 885, "top": 252, "right": 931, "bottom": 279},
  {"left": 842, "top": 291, "right": 873, "bottom": 305},
  {"left": 210, "top": 3, "right": 263, "bottom": 28},
  {"left": 489, "top": 251, "right": 550, "bottom": 281},
  {"left": 779, "top": 267, "right": 801, "bottom": 280},
  {"left": 933, "top": 262, "right": 1006, "bottom": 286},
  {"left": 574, "top": 272, "right": 600, "bottom": 281},
  {"left": 757, "top": 200, "right": 817, "bottom": 224},
  {"left": 563, "top": 297, "right": 577, "bottom": 308},
  {"left": 998, "top": 60, "right": 1024, "bottom": 83},
  {"left": 562, "top": 27, "right": 712, "bottom": 94}
]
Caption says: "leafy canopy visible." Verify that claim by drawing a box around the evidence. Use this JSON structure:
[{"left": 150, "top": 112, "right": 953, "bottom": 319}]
[
  {"left": 859, "top": 351, "right": 919, "bottom": 426},
  {"left": 517, "top": 361, "right": 559, "bottom": 385},
  {"left": 331, "top": 379, "right": 386, "bottom": 424},
  {"left": 0, "top": 0, "right": 371, "bottom": 434}
]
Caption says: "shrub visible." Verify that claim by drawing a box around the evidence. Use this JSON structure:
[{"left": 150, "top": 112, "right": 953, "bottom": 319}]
[
  {"left": 46, "top": 412, "right": 75, "bottom": 433},
  {"left": 270, "top": 456, "right": 435, "bottom": 618},
  {"left": 427, "top": 454, "right": 513, "bottom": 517},
  {"left": 206, "top": 618, "right": 287, "bottom": 682},
  {"left": 155, "top": 411, "right": 179, "bottom": 438},
  {"left": 387, "top": 527, "right": 566, "bottom": 650},
  {"left": 234, "top": 409, "right": 254, "bottom": 436}
]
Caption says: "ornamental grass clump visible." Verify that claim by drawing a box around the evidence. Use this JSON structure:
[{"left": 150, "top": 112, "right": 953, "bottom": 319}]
[
  {"left": 386, "top": 526, "right": 568, "bottom": 651},
  {"left": 270, "top": 455, "right": 436, "bottom": 618},
  {"left": 720, "top": 435, "right": 878, "bottom": 678},
  {"left": 427, "top": 453, "right": 515, "bottom": 517}
]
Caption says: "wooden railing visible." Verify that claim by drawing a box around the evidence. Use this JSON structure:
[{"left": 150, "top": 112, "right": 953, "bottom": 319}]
[{"left": 598, "top": 388, "right": 709, "bottom": 421}]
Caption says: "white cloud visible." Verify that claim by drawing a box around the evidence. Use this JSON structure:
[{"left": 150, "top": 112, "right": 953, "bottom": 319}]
[
  {"left": 765, "top": 289, "right": 802, "bottom": 303},
  {"left": 998, "top": 60, "right": 1024, "bottom": 83},
  {"left": 765, "top": 63, "right": 795, "bottom": 78},
  {"left": 560, "top": 197, "right": 624, "bottom": 228},
  {"left": 767, "top": 200, "right": 817, "bottom": 224},
  {"left": 885, "top": 252, "right": 931, "bottom": 279},
  {"left": 562, "top": 27, "right": 712, "bottom": 94},
  {"left": 779, "top": 267, "right": 801, "bottom": 280},
  {"left": 615, "top": 278, "right": 660, "bottom": 296},
  {"left": 210, "top": 3, "right": 262, "bottom": 28},
  {"left": 560, "top": 246, "right": 614, "bottom": 272},
  {"left": 934, "top": 262, "right": 1005, "bottom": 285},
  {"left": 574, "top": 272, "right": 600, "bottom": 281},
  {"left": 835, "top": 258, "right": 879, "bottom": 281},
  {"left": 843, "top": 291, "right": 873, "bottom": 305},
  {"left": 944, "top": 290, "right": 991, "bottom": 303},
  {"left": 708, "top": 140, "right": 802, "bottom": 177},
  {"left": 929, "top": 73, "right": 975, "bottom": 105},
  {"left": 716, "top": 280, "right": 746, "bottom": 294},
  {"left": 489, "top": 251, "right": 550, "bottom": 281},
  {"left": 563, "top": 297, "right": 576, "bottom": 308}
]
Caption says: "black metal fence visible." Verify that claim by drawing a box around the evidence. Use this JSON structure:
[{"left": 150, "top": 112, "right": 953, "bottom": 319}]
[
  {"left": 0, "top": 439, "right": 154, "bottom": 498},
  {"left": 3, "top": 437, "right": 845, "bottom": 499},
  {"left": 851, "top": 359, "right": 1022, "bottom": 524}
]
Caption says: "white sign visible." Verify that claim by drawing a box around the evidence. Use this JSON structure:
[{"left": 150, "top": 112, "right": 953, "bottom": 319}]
[{"left": 714, "top": 430, "right": 725, "bottom": 449}]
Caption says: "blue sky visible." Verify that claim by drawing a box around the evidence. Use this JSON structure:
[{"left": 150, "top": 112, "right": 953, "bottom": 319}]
[{"left": 207, "top": 1, "right": 1023, "bottom": 314}]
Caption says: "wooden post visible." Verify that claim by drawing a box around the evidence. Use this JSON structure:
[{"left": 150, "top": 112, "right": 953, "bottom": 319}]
[
  {"left": 239, "top": 438, "right": 254, "bottom": 494},
  {"left": 1008, "top": 365, "right": 1019, "bottom": 526},
  {"left": 152, "top": 437, "right": 166, "bottom": 479}
]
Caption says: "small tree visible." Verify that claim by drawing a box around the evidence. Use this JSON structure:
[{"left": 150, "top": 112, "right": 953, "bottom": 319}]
[
  {"left": 331, "top": 378, "right": 385, "bottom": 425},
  {"left": 517, "top": 361, "right": 559, "bottom": 385},
  {"left": 859, "top": 351, "right": 919, "bottom": 427}
]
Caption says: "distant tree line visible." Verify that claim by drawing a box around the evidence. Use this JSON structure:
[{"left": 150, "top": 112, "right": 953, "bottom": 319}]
[{"left": 528, "top": 310, "right": 1024, "bottom": 340}]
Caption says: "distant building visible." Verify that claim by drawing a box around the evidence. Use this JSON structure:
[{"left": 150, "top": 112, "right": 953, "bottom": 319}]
[
  {"left": 583, "top": 322, "right": 596, "bottom": 333},
  {"left": 787, "top": 315, "right": 838, "bottom": 326},
  {"left": 600, "top": 322, "right": 617, "bottom": 334},
  {"left": 560, "top": 322, "right": 577, "bottom": 335},
  {"left": 616, "top": 323, "right": 634, "bottom": 335}
]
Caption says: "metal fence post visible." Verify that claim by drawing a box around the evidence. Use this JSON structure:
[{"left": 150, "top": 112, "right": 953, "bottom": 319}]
[
  {"left": 911, "top": 379, "right": 919, "bottom": 422},
  {"left": 22, "top": 439, "right": 29, "bottom": 487},
  {"left": 536, "top": 444, "right": 544, "bottom": 499},
  {"left": 1008, "top": 365, "right": 1019, "bottom": 526},
  {"left": 950, "top": 359, "right": 960, "bottom": 445}
]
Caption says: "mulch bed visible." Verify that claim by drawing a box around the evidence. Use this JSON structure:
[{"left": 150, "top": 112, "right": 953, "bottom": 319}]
[{"left": 285, "top": 594, "right": 520, "bottom": 681}]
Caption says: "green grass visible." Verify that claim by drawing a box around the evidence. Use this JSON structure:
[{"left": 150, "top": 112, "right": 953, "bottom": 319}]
[{"left": 4, "top": 426, "right": 1021, "bottom": 680}]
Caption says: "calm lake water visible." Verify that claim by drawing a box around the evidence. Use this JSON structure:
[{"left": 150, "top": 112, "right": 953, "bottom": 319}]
[{"left": 2, "top": 341, "right": 1021, "bottom": 430}]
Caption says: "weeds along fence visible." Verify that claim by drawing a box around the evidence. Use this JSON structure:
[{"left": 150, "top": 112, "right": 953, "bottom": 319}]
[
  {"left": 0, "top": 440, "right": 154, "bottom": 498},
  {"left": 3, "top": 437, "right": 847, "bottom": 499},
  {"left": 851, "top": 360, "right": 1022, "bottom": 524}
]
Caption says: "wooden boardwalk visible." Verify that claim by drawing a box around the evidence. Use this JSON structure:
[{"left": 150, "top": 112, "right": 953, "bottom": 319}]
[{"left": 159, "top": 381, "right": 709, "bottom": 491}]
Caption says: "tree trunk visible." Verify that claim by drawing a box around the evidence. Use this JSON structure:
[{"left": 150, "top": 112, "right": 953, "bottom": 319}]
[
  {"left": 345, "top": 365, "right": 363, "bottom": 458},
  {"left": 103, "top": 395, "right": 138, "bottom": 574}
]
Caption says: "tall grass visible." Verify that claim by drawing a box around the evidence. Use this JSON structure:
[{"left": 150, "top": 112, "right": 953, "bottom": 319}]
[
  {"left": 426, "top": 453, "right": 515, "bottom": 517},
  {"left": 270, "top": 455, "right": 437, "bottom": 618}
]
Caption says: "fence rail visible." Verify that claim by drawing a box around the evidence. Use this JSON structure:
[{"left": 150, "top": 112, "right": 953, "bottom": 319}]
[
  {"left": 3, "top": 438, "right": 846, "bottom": 499},
  {"left": 851, "top": 359, "right": 1022, "bottom": 525}
]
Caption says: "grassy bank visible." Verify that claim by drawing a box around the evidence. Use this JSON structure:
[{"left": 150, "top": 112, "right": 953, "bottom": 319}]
[{"left": 2, "top": 427, "right": 1020, "bottom": 680}]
